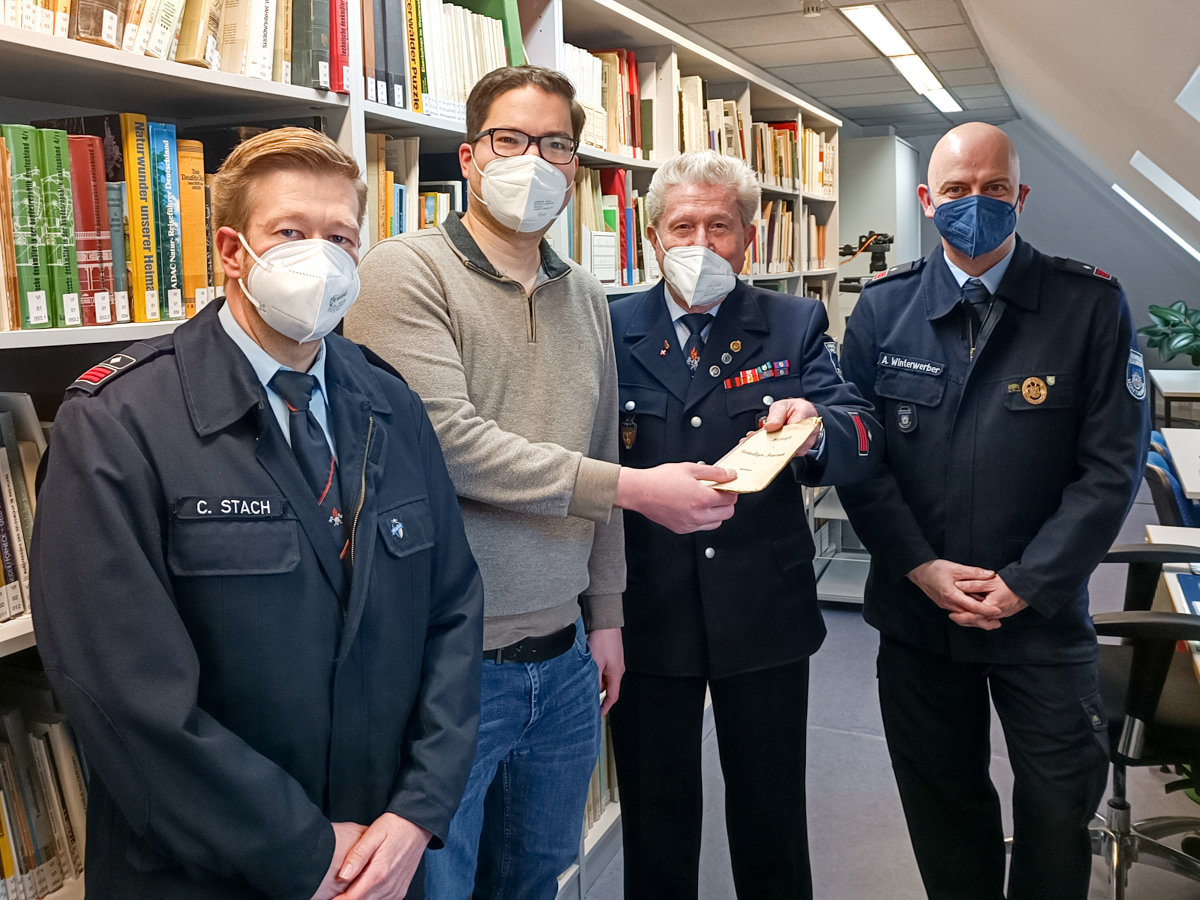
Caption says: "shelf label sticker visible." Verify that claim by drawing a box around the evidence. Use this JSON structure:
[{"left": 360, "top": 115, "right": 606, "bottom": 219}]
[
  {"left": 168, "top": 288, "right": 184, "bottom": 319},
  {"left": 318, "top": 61, "right": 330, "bottom": 90},
  {"left": 145, "top": 289, "right": 160, "bottom": 321},
  {"left": 215, "top": 284, "right": 225, "bottom": 299},
  {"left": 194, "top": 287, "right": 210, "bottom": 313},
  {"left": 54, "top": 8, "right": 68, "bottom": 36},
  {"left": 101, "top": 8, "right": 118, "bottom": 45},
  {"left": 27, "top": 290, "right": 49, "bottom": 325},
  {"left": 114, "top": 291, "right": 130, "bottom": 322},
  {"left": 205, "top": 35, "right": 220, "bottom": 69},
  {"left": 282, "top": 61, "right": 291, "bottom": 84},
  {"left": 62, "top": 293, "right": 81, "bottom": 326},
  {"left": 366, "top": 77, "right": 376, "bottom": 102},
  {"left": 379, "top": 80, "right": 390, "bottom": 106},
  {"left": 343, "top": 66, "right": 351, "bottom": 93},
  {"left": 94, "top": 292, "right": 113, "bottom": 324}
]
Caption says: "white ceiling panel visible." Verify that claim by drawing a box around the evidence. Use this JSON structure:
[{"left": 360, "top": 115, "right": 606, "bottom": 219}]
[
  {"left": 693, "top": 12, "right": 854, "bottom": 47},
  {"left": 643, "top": 0, "right": 807, "bottom": 23},
  {"left": 766, "top": 57, "right": 896, "bottom": 83},
  {"left": 940, "top": 68, "right": 998, "bottom": 86},
  {"left": 884, "top": 0, "right": 963, "bottom": 29},
  {"left": 805, "top": 74, "right": 911, "bottom": 97},
  {"left": 952, "top": 83, "right": 1007, "bottom": 99},
  {"left": 924, "top": 48, "right": 988, "bottom": 70},
  {"left": 907, "top": 24, "right": 977, "bottom": 52},
  {"left": 733, "top": 35, "right": 876, "bottom": 68},
  {"left": 832, "top": 92, "right": 927, "bottom": 108},
  {"left": 963, "top": 96, "right": 1011, "bottom": 110}
]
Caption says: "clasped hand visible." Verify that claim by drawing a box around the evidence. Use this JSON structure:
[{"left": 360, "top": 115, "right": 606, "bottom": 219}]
[
  {"left": 907, "top": 559, "right": 1028, "bottom": 630},
  {"left": 313, "top": 814, "right": 431, "bottom": 900}
]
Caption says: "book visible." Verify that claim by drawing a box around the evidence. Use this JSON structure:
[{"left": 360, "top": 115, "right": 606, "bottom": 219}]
[
  {"left": 253, "top": 0, "right": 277, "bottom": 81},
  {"left": 148, "top": 121, "right": 184, "bottom": 321},
  {"left": 272, "top": 0, "right": 291, "bottom": 81},
  {"left": 70, "top": 0, "right": 125, "bottom": 47},
  {"left": 106, "top": 181, "right": 132, "bottom": 322},
  {"left": 0, "top": 787, "right": 20, "bottom": 900},
  {"left": 202, "top": 181, "right": 214, "bottom": 311},
  {"left": 0, "top": 416, "right": 31, "bottom": 560},
  {"left": 329, "top": 0, "right": 348, "bottom": 93},
  {"left": 372, "top": 0, "right": 389, "bottom": 104},
  {"left": 129, "top": 0, "right": 161, "bottom": 53},
  {"left": 0, "top": 138, "right": 17, "bottom": 333},
  {"left": 28, "top": 718, "right": 84, "bottom": 870},
  {"left": 175, "top": 0, "right": 222, "bottom": 67},
  {"left": 0, "top": 495, "right": 18, "bottom": 621},
  {"left": 36, "top": 130, "right": 82, "bottom": 329},
  {"left": 290, "top": 0, "right": 330, "bottom": 89},
  {"left": 67, "top": 135, "right": 115, "bottom": 326},
  {"left": 27, "top": 736, "right": 75, "bottom": 880},
  {"left": 120, "top": 113, "right": 160, "bottom": 323},
  {"left": 0, "top": 709, "right": 61, "bottom": 896},
  {"left": 0, "top": 453, "right": 27, "bottom": 613},
  {"left": 0, "top": 745, "right": 37, "bottom": 900},
  {"left": 177, "top": 140, "right": 206, "bottom": 318},
  {"left": 383, "top": 135, "right": 418, "bottom": 235},
  {"left": 0, "top": 126, "right": 50, "bottom": 330},
  {"left": 403, "top": 0, "right": 422, "bottom": 113},
  {"left": 144, "top": 0, "right": 186, "bottom": 58}
]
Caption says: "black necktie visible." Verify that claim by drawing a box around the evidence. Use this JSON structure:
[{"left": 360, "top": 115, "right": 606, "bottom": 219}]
[
  {"left": 680, "top": 313, "right": 714, "bottom": 376},
  {"left": 962, "top": 278, "right": 991, "bottom": 335},
  {"left": 269, "top": 370, "right": 348, "bottom": 562}
]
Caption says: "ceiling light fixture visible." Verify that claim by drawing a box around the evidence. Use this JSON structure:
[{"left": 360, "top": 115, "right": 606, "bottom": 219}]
[
  {"left": 1130, "top": 151, "right": 1200, "bottom": 224},
  {"left": 841, "top": 4, "right": 963, "bottom": 113},
  {"left": 803, "top": 0, "right": 821, "bottom": 16},
  {"left": 1112, "top": 183, "right": 1200, "bottom": 265}
]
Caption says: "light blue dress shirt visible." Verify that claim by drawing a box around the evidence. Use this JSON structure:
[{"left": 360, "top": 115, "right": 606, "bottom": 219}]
[
  {"left": 218, "top": 302, "right": 337, "bottom": 458},
  {"left": 943, "top": 241, "right": 1016, "bottom": 294}
]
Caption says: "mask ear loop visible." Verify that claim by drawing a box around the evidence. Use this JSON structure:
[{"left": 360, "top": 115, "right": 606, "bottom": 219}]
[{"left": 236, "top": 233, "right": 269, "bottom": 310}]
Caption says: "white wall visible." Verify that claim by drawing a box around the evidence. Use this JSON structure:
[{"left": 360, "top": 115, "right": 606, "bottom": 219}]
[
  {"left": 838, "top": 136, "right": 922, "bottom": 280},
  {"left": 907, "top": 117, "right": 1200, "bottom": 367}
]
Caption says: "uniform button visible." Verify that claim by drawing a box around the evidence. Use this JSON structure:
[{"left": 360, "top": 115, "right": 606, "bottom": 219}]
[
  {"left": 690, "top": 416, "right": 702, "bottom": 428},
  {"left": 721, "top": 352, "right": 732, "bottom": 364},
  {"left": 763, "top": 395, "right": 774, "bottom": 405},
  {"left": 624, "top": 400, "right": 636, "bottom": 411},
  {"left": 704, "top": 547, "right": 715, "bottom": 559},
  {"left": 709, "top": 365, "right": 721, "bottom": 377}
]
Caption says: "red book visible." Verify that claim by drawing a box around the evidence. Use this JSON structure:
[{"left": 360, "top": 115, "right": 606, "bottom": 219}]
[
  {"left": 330, "top": 0, "right": 351, "bottom": 94},
  {"left": 627, "top": 50, "right": 641, "bottom": 157},
  {"left": 599, "top": 167, "right": 629, "bottom": 280},
  {"left": 67, "top": 136, "right": 115, "bottom": 326}
]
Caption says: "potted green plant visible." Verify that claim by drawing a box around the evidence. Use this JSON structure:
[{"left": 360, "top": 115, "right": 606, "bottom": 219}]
[{"left": 1139, "top": 301, "right": 1200, "bottom": 365}]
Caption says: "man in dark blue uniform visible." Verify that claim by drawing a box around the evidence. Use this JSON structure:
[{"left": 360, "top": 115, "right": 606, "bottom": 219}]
[
  {"left": 839, "top": 122, "right": 1149, "bottom": 900},
  {"left": 30, "top": 129, "right": 484, "bottom": 900},
  {"left": 608, "top": 150, "right": 882, "bottom": 900}
]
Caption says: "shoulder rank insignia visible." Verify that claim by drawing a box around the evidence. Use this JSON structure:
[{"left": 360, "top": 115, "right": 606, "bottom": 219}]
[
  {"left": 68, "top": 340, "right": 169, "bottom": 395},
  {"left": 1053, "top": 257, "right": 1119, "bottom": 285},
  {"left": 865, "top": 258, "right": 924, "bottom": 286}
]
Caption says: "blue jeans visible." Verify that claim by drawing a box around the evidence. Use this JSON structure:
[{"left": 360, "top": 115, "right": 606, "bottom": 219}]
[{"left": 425, "top": 619, "right": 601, "bottom": 900}]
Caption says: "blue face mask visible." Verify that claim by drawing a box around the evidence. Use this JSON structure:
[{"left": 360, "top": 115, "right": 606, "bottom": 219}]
[{"left": 932, "top": 194, "right": 1018, "bottom": 258}]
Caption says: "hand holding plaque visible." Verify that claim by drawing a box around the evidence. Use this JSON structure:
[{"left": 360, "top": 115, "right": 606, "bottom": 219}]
[{"left": 702, "top": 417, "right": 823, "bottom": 493}]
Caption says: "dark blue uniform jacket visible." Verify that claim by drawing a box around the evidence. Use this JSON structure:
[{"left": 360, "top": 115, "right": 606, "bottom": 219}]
[
  {"left": 610, "top": 281, "right": 882, "bottom": 679},
  {"left": 839, "top": 238, "right": 1149, "bottom": 664},
  {"left": 30, "top": 301, "right": 484, "bottom": 899}
]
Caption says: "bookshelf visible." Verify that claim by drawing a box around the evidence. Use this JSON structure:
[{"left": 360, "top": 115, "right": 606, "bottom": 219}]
[{"left": 0, "top": 0, "right": 842, "bottom": 893}]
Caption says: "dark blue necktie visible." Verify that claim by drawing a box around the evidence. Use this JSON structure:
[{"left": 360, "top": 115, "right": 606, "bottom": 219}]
[
  {"left": 680, "top": 313, "right": 714, "bottom": 376},
  {"left": 962, "top": 278, "right": 991, "bottom": 334},
  {"left": 269, "top": 370, "right": 348, "bottom": 562}
]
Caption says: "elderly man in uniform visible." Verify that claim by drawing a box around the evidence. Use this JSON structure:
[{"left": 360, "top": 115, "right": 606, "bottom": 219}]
[
  {"left": 32, "top": 128, "right": 484, "bottom": 900},
  {"left": 608, "top": 150, "right": 882, "bottom": 900},
  {"left": 839, "top": 122, "right": 1149, "bottom": 900}
]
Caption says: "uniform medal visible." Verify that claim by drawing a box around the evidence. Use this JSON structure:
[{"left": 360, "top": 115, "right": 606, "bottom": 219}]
[
  {"left": 1021, "top": 376, "right": 1048, "bottom": 405},
  {"left": 621, "top": 416, "right": 638, "bottom": 450}
]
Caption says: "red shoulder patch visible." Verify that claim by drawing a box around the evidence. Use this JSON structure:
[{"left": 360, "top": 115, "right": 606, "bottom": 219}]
[
  {"left": 1093, "top": 268, "right": 1112, "bottom": 280},
  {"left": 76, "top": 365, "right": 116, "bottom": 385}
]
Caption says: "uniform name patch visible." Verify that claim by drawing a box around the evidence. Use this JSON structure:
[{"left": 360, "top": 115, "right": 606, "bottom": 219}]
[
  {"left": 878, "top": 353, "right": 945, "bottom": 377},
  {"left": 175, "top": 497, "right": 287, "bottom": 519},
  {"left": 1127, "top": 349, "right": 1146, "bottom": 400},
  {"left": 824, "top": 341, "right": 844, "bottom": 381}
]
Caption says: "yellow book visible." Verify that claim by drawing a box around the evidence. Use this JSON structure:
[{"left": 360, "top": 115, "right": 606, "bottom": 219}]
[
  {"left": 175, "top": 0, "right": 223, "bottom": 68},
  {"left": 177, "top": 140, "right": 207, "bottom": 318},
  {"left": 0, "top": 789, "right": 16, "bottom": 886},
  {"left": 384, "top": 170, "right": 395, "bottom": 238},
  {"left": 120, "top": 113, "right": 160, "bottom": 323}
]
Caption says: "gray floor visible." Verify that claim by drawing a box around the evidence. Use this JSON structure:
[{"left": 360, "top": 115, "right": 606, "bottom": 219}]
[{"left": 586, "top": 484, "right": 1200, "bottom": 899}]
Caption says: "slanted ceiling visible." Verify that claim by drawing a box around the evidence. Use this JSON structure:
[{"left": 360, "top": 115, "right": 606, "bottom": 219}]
[
  {"left": 963, "top": 0, "right": 1200, "bottom": 255},
  {"left": 642, "top": 0, "right": 1017, "bottom": 136}
]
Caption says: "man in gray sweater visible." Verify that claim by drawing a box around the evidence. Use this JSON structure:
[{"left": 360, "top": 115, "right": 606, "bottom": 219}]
[{"left": 346, "top": 66, "right": 738, "bottom": 900}]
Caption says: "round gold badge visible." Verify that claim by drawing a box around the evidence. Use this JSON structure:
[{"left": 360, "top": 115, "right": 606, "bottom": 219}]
[
  {"left": 730, "top": 340, "right": 742, "bottom": 352},
  {"left": 1022, "top": 376, "right": 1048, "bottom": 405}
]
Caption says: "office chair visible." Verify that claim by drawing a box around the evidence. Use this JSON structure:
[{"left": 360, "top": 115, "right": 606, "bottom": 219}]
[
  {"left": 1091, "top": 544, "right": 1200, "bottom": 899},
  {"left": 1145, "top": 452, "right": 1197, "bottom": 527}
]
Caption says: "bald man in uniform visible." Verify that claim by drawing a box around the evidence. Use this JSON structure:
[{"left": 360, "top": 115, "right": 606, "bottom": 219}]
[{"left": 838, "top": 123, "right": 1148, "bottom": 900}]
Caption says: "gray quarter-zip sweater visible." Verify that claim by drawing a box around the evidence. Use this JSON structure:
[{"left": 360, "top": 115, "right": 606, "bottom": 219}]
[{"left": 346, "top": 212, "right": 625, "bottom": 649}]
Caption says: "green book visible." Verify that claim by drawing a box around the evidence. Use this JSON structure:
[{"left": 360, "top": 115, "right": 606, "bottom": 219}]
[
  {"left": 37, "top": 129, "right": 81, "bottom": 328},
  {"left": 148, "top": 122, "right": 184, "bottom": 321},
  {"left": 1, "top": 126, "right": 51, "bottom": 329},
  {"left": 291, "top": 0, "right": 331, "bottom": 89},
  {"left": 0, "top": 415, "right": 31, "bottom": 559}
]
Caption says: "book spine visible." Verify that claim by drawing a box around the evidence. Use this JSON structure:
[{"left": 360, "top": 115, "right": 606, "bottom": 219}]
[
  {"left": 35, "top": 130, "right": 81, "bottom": 329},
  {"left": 131, "top": 0, "right": 161, "bottom": 53},
  {"left": 272, "top": 0, "right": 291, "bottom": 81},
  {"left": 289, "top": 0, "right": 329, "bottom": 88},
  {"left": 26, "top": 740, "right": 72, "bottom": 881},
  {"left": 0, "top": 496, "right": 17, "bottom": 607},
  {"left": 121, "top": 114, "right": 159, "bottom": 322},
  {"left": 177, "top": 140, "right": 206, "bottom": 318},
  {"left": 0, "top": 127, "right": 50, "bottom": 330},
  {"left": 148, "top": 122, "right": 183, "bottom": 320},
  {"left": 121, "top": 0, "right": 147, "bottom": 49},
  {"left": 41, "top": 725, "right": 84, "bottom": 862},
  {"left": 202, "top": 182, "right": 214, "bottom": 312},
  {"left": 328, "top": 0, "right": 348, "bottom": 94},
  {"left": 0, "top": 718, "right": 62, "bottom": 895},
  {"left": 251, "top": 0, "right": 275, "bottom": 80},
  {"left": 403, "top": 0, "right": 422, "bottom": 114},
  {"left": 0, "top": 789, "right": 19, "bottom": 900},
  {"left": 0, "top": 459, "right": 26, "bottom": 613},
  {"left": 0, "top": 755, "right": 34, "bottom": 900},
  {"left": 0, "top": 418, "right": 30, "bottom": 560},
  {"left": 105, "top": 181, "right": 131, "bottom": 322},
  {"left": 145, "top": 0, "right": 187, "bottom": 58},
  {"left": 67, "top": 136, "right": 114, "bottom": 326},
  {"left": 35, "top": 735, "right": 79, "bottom": 877}
]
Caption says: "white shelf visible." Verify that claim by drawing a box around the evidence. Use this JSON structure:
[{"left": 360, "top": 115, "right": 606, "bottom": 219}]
[
  {"left": 362, "top": 100, "right": 466, "bottom": 141},
  {"left": 0, "top": 616, "right": 35, "bottom": 659},
  {"left": 0, "top": 25, "right": 347, "bottom": 119},
  {"left": 748, "top": 271, "right": 802, "bottom": 282},
  {"left": 802, "top": 191, "right": 837, "bottom": 203},
  {"left": 814, "top": 552, "right": 869, "bottom": 606},
  {"left": 0, "top": 321, "right": 184, "bottom": 350},
  {"left": 814, "top": 486, "right": 848, "bottom": 521},
  {"left": 803, "top": 267, "right": 839, "bottom": 278},
  {"left": 760, "top": 182, "right": 799, "bottom": 197},
  {"left": 46, "top": 876, "right": 84, "bottom": 900},
  {"left": 577, "top": 146, "right": 658, "bottom": 171},
  {"left": 602, "top": 280, "right": 659, "bottom": 295}
]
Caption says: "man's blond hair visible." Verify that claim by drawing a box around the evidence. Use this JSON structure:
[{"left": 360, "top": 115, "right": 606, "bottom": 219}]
[{"left": 211, "top": 127, "right": 367, "bottom": 235}]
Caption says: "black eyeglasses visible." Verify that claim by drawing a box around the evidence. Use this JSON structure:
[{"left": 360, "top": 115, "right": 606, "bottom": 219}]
[{"left": 472, "top": 128, "right": 579, "bottom": 164}]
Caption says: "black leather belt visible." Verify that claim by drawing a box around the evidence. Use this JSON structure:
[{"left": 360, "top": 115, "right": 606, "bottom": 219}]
[{"left": 485, "top": 623, "right": 576, "bottom": 664}]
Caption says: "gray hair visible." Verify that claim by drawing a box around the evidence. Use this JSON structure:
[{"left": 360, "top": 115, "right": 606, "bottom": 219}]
[{"left": 646, "top": 150, "right": 761, "bottom": 228}]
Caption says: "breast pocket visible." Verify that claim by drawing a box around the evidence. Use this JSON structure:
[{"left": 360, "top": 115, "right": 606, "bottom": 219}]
[
  {"left": 618, "top": 383, "right": 670, "bottom": 463},
  {"left": 875, "top": 368, "right": 947, "bottom": 407},
  {"left": 376, "top": 496, "right": 436, "bottom": 644},
  {"left": 168, "top": 498, "right": 300, "bottom": 576},
  {"left": 377, "top": 496, "right": 435, "bottom": 558},
  {"left": 725, "top": 374, "right": 804, "bottom": 423},
  {"left": 1001, "top": 373, "right": 1078, "bottom": 411}
]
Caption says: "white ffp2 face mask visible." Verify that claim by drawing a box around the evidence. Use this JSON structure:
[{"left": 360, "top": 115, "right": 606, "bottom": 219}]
[
  {"left": 471, "top": 154, "right": 570, "bottom": 233},
  {"left": 660, "top": 244, "right": 737, "bottom": 308},
  {"left": 238, "top": 234, "right": 360, "bottom": 343}
]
